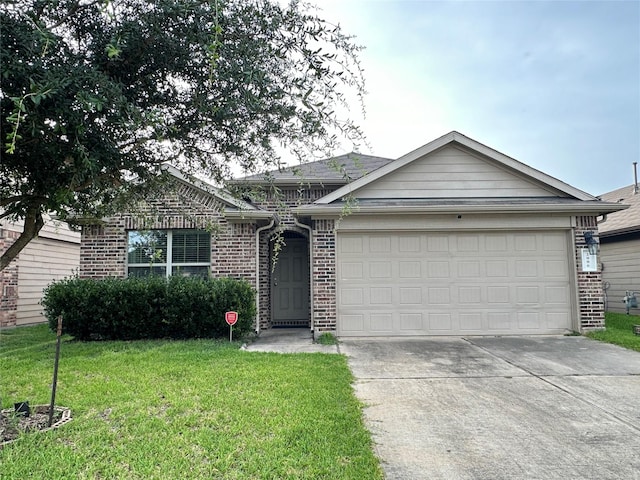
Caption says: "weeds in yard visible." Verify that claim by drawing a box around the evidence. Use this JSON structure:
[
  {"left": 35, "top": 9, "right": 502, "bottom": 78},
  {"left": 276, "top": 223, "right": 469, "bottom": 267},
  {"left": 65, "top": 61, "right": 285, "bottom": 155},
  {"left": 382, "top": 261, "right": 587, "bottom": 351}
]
[{"left": 316, "top": 332, "right": 338, "bottom": 345}]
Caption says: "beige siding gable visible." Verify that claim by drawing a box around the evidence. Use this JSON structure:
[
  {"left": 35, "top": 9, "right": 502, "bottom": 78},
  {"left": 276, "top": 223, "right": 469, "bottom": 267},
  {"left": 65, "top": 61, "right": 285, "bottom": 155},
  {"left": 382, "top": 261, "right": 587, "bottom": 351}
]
[{"left": 354, "top": 145, "right": 567, "bottom": 199}]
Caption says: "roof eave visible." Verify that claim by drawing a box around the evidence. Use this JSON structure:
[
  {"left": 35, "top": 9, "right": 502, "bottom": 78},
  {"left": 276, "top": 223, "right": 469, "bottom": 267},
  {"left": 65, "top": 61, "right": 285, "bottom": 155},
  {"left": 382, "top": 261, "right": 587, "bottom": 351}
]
[
  {"left": 223, "top": 208, "right": 276, "bottom": 222},
  {"left": 228, "top": 177, "right": 348, "bottom": 187},
  {"left": 294, "top": 202, "right": 627, "bottom": 218}
]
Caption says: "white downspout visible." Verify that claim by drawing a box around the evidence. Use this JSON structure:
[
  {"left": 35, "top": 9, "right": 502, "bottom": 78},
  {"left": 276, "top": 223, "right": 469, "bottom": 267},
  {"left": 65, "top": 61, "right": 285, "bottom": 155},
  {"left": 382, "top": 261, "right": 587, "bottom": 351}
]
[
  {"left": 294, "top": 217, "right": 314, "bottom": 334},
  {"left": 255, "top": 218, "right": 276, "bottom": 335}
]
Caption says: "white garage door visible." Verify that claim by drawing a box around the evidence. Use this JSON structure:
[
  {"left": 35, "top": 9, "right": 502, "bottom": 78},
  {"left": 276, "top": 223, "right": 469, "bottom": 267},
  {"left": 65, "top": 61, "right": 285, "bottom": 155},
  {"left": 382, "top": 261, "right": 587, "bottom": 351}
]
[{"left": 337, "top": 231, "right": 572, "bottom": 336}]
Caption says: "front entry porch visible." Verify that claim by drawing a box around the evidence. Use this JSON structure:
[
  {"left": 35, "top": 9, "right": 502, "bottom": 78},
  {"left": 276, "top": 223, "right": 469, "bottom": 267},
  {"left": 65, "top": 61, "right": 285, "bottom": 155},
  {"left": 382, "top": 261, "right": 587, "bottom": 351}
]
[{"left": 270, "top": 231, "right": 310, "bottom": 328}]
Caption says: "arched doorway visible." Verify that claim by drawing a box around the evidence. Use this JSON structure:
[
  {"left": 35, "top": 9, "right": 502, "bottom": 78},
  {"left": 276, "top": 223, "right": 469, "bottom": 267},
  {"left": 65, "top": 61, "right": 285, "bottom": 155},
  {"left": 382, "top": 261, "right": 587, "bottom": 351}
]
[{"left": 271, "top": 230, "right": 310, "bottom": 327}]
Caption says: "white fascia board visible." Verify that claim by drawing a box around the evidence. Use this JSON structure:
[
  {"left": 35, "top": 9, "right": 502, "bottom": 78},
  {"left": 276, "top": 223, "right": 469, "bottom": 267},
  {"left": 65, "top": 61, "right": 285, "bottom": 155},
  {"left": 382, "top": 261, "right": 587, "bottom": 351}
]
[
  {"left": 315, "top": 131, "right": 597, "bottom": 204},
  {"left": 294, "top": 201, "right": 627, "bottom": 218}
]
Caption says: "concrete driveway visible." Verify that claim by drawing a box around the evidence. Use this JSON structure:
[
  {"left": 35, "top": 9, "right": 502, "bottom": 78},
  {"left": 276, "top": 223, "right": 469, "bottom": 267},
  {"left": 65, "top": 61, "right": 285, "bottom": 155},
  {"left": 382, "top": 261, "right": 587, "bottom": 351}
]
[{"left": 340, "top": 336, "right": 640, "bottom": 480}]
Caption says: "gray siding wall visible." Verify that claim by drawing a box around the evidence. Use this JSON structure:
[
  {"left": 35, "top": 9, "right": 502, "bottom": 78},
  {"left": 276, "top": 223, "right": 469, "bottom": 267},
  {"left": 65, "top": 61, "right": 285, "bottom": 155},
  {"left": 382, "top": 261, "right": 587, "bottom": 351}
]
[
  {"left": 601, "top": 238, "right": 640, "bottom": 314},
  {"left": 17, "top": 236, "right": 80, "bottom": 325},
  {"left": 354, "top": 145, "right": 561, "bottom": 199}
]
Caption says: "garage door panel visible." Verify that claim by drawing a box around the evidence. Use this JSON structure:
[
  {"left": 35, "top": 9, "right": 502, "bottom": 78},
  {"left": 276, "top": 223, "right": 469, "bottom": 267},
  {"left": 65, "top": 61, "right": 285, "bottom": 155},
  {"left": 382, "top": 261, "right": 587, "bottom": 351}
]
[
  {"left": 458, "top": 286, "right": 482, "bottom": 304},
  {"left": 460, "top": 313, "right": 483, "bottom": 330},
  {"left": 546, "top": 285, "right": 569, "bottom": 304},
  {"left": 428, "top": 287, "right": 451, "bottom": 304},
  {"left": 370, "top": 287, "right": 392, "bottom": 305},
  {"left": 399, "top": 261, "right": 421, "bottom": 278},
  {"left": 341, "top": 288, "right": 364, "bottom": 306},
  {"left": 516, "top": 260, "right": 538, "bottom": 277},
  {"left": 488, "top": 286, "right": 510, "bottom": 303},
  {"left": 371, "top": 313, "right": 393, "bottom": 333},
  {"left": 457, "top": 235, "right": 479, "bottom": 251},
  {"left": 341, "top": 262, "right": 363, "bottom": 279},
  {"left": 518, "top": 312, "right": 542, "bottom": 329},
  {"left": 337, "top": 231, "right": 572, "bottom": 336},
  {"left": 429, "top": 313, "right": 452, "bottom": 330},
  {"left": 400, "top": 287, "right": 422, "bottom": 304},
  {"left": 370, "top": 261, "right": 392, "bottom": 278},
  {"left": 342, "top": 314, "right": 365, "bottom": 332},
  {"left": 544, "top": 260, "right": 567, "bottom": 277},
  {"left": 458, "top": 261, "right": 480, "bottom": 277},
  {"left": 399, "top": 235, "right": 421, "bottom": 252},
  {"left": 516, "top": 286, "right": 540, "bottom": 303},
  {"left": 400, "top": 313, "right": 423, "bottom": 331},
  {"left": 428, "top": 261, "right": 450, "bottom": 278},
  {"left": 487, "top": 260, "right": 509, "bottom": 277}
]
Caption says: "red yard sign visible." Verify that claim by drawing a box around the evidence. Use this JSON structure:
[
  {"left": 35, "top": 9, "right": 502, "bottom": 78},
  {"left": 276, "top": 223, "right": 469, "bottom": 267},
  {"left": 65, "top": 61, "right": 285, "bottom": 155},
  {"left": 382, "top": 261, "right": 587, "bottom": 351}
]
[{"left": 225, "top": 311, "right": 238, "bottom": 326}]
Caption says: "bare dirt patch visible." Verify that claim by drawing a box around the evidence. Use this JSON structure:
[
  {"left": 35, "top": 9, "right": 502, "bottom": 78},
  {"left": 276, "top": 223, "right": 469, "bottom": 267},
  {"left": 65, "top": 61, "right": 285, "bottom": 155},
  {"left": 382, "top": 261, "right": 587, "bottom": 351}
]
[{"left": 1, "top": 405, "right": 71, "bottom": 446}]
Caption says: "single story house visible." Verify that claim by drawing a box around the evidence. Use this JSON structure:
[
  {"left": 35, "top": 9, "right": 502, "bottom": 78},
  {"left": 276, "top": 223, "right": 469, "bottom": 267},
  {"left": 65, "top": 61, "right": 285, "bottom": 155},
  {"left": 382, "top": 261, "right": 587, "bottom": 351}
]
[
  {"left": 0, "top": 217, "right": 80, "bottom": 327},
  {"left": 598, "top": 182, "right": 640, "bottom": 314},
  {"left": 79, "top": 131, "right": 624, "bottom": 336}
]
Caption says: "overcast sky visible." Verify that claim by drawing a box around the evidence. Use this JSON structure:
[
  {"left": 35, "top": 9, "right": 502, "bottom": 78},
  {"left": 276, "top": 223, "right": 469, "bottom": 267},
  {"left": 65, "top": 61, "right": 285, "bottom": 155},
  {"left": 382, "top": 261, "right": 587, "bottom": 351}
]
[{"left": 318, "top": 0, "right": 640, "bottom": 196}]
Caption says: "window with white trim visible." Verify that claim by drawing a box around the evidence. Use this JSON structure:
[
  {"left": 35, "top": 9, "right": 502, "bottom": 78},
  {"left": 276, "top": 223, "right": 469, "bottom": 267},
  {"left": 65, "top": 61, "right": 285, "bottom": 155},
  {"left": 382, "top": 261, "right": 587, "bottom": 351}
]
[{"left": 127, "top": 229, "right": 211, "bottom": 277}]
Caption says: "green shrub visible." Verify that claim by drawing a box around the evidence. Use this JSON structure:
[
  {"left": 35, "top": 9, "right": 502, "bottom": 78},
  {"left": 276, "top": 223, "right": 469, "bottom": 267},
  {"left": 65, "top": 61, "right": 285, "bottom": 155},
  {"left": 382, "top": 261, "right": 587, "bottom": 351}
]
[{"left": 42, "top": 276, "right": 256, "bottom": 341}]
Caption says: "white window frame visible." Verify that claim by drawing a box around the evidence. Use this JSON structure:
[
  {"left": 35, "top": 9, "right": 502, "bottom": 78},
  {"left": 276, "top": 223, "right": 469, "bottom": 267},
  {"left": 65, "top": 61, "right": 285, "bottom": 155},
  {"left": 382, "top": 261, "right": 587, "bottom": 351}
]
[{"left": 126, "top": 229, "right": 211, "bottom": 278}]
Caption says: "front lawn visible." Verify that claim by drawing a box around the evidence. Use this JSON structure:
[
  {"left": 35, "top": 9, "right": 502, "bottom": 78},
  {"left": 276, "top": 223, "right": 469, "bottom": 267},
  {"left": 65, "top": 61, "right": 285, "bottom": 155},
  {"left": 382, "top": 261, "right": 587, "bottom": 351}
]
[
  {"left": 0, "top": 325, "right": 382, "bottom": 479},
  {"left": 586, "top": 312, "right": 640, "bottom": 352}
]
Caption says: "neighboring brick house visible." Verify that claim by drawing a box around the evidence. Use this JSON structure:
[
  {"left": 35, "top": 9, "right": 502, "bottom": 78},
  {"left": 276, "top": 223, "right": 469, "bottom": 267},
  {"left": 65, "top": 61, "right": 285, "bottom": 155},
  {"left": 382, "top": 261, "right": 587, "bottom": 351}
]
[{"left": 79, "top": 131, "right": 624, "bottom": 336}]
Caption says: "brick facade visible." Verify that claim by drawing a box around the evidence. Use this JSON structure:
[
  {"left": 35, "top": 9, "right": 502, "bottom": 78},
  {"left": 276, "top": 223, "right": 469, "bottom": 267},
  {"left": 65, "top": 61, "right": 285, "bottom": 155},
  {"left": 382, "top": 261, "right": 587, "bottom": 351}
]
[
  {"left": 254, "top": 186, "right": 336, "bottom": 331},
  {"left": 311, "top": 219, "right": 336, "bottom": 333},
  {"left": 80, "top": 182, "right": 257, "bottom": 286},
  {"left": 0, "top": 228, "right": 20, "bottom": 328},
  {"left": 77, "top": 175, "right": 609, "bottom": 336},
  {"left": 574, "top": 215, "right": 605, "bottom": 331}
]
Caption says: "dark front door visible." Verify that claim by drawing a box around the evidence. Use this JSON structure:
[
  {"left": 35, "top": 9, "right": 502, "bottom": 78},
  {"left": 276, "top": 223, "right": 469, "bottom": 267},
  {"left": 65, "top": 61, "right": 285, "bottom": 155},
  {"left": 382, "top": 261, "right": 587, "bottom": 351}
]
[{"left": 272, "top": 237, "right": 310, "bottom": 327}]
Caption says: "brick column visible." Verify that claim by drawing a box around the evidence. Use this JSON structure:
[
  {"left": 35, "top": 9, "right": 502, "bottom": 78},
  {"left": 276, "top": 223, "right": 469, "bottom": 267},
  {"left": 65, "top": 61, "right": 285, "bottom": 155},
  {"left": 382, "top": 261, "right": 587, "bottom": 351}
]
[
  {"left": 0, "top": 228, "right": 20, "bottom": 328},
  {"left": 574, "top": 216, "right": 605, "bottom": 331},
  {"left": 312, "top": 219, "right": 336, "bottom": 332}
]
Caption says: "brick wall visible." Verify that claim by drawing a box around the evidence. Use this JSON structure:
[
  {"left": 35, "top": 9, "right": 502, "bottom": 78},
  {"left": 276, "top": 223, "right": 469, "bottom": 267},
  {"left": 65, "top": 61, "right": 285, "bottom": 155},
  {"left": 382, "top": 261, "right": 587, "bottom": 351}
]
[
  {"left": 574, "top": 215, "right": 605, "bottom": 331},
  {"left": 311, "top": 219, "right": 337, "bottom": 332},
  {"left": 79, "top": 181, "right": 257, "bottom": 291},
  {"left": 0, "top": 228, "right": 20, "bottom": 328},
  {"left": 254, "top": 186, "right": 338, "bottom": 331}
]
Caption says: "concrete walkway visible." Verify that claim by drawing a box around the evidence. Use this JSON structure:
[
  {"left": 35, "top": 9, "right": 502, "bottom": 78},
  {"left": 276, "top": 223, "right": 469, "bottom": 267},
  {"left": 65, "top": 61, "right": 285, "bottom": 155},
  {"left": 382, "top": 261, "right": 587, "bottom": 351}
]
[{"left": 242, "top": 327, "right": 339, "bottom": 354}]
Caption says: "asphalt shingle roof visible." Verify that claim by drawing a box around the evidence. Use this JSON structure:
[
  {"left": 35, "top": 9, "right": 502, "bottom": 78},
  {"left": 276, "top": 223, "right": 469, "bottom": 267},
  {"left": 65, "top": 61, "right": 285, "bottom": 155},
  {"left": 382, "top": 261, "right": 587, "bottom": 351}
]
[
  {"left": 237, "top": 152, "right": 394, "bottom": 185},
  {"left": 598, "top": 184, "right": 639, "bottom": 236}
]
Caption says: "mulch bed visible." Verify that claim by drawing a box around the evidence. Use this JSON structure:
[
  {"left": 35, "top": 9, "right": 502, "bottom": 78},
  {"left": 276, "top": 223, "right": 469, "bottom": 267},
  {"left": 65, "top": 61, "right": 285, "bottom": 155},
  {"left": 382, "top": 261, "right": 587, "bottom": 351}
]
[{"left": 1, "top": 405, "right": 71, "bottom": 447}]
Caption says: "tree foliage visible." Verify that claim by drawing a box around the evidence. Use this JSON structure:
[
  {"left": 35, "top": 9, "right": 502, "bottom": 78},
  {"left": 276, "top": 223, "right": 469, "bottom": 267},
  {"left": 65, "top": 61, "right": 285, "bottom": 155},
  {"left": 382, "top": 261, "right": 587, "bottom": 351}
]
[{"left": 0, "top": 0, "right": 365, "bottom": 269}]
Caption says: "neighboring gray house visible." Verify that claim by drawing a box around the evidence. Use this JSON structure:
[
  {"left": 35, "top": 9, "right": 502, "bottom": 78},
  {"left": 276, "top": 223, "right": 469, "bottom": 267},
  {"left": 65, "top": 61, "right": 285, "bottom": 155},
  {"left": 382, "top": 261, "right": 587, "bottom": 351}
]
[
  {"left": 599, "top": 183, "right": 639, "bottom": 314},
  {"left": 0, "top": 217, "right": 80, "bottom": 327},
  {"left": 80, "top": 131, "right": 624, "bottom": 336}
]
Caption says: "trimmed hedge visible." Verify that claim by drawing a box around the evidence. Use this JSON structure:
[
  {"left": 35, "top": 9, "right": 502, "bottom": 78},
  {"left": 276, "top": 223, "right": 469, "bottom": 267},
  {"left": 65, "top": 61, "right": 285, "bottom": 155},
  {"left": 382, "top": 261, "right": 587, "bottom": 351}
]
[{"left": 42, "top": 276, "right": 256, "bottom": 341}]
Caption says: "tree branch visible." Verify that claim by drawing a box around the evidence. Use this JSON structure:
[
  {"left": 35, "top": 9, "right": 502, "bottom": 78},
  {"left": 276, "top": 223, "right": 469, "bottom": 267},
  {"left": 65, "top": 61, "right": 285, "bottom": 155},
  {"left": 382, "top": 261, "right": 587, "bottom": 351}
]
[{"left": 0, "top": 205, "right": 45, "bottom": 271}]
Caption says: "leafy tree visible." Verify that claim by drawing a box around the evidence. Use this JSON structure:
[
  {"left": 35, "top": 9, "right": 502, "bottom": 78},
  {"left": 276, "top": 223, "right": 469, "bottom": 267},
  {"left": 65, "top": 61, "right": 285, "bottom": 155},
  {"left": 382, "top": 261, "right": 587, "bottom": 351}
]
[{"left": 0, "top": 0, "right": 365, "bottom": 270}]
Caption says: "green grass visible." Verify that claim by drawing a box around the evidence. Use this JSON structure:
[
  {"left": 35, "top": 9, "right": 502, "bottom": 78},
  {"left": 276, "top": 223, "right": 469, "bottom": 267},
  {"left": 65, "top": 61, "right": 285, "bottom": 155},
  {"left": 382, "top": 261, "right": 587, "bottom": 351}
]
[
  {"left": 0, "top": 325, "right": 382, "bottom": 479},
  {"left": 586, "top": 312, "right": 640, "bottom": 352}
]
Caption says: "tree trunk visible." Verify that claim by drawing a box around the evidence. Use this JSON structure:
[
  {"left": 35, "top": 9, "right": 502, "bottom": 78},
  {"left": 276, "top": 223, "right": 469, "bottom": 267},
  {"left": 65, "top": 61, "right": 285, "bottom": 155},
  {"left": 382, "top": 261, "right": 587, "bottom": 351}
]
[{"left": 0, "top": 207, "right": 45, "bottom": 271}]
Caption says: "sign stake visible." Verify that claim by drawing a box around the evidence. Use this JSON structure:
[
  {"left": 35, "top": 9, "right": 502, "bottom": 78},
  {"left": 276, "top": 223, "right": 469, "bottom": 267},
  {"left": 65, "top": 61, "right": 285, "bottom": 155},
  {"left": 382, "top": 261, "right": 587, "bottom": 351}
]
[
  {"left": 225, "top": 311, "right": 238, "bottom": 342},
  {"left": 48, "top": 315, "right": 63, "bottom": 427}
]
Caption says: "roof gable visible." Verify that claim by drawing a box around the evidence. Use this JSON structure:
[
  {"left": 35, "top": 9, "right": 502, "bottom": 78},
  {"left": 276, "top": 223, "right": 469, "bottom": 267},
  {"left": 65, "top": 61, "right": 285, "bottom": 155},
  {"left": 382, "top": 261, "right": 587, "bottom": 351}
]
[
  {"left": 163, "top": 165, "right": 272, "bottom": 220},
  {"left": 317, "top": 131, "right": 597, "bottom": 204}
]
